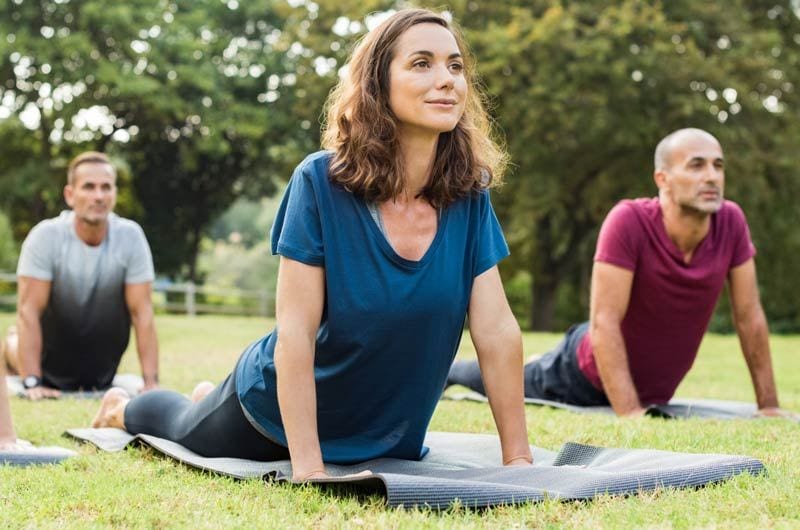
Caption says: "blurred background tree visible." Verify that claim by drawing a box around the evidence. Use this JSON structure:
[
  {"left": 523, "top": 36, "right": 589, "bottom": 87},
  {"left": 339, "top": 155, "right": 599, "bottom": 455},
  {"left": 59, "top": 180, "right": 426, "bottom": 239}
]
[
  {"left": 0, "top": 210, "right": 17, "bottom": 271},
  {"left": 1, "top": 0, "right": 799, "bottom": 330},
  {"left": 444, "top": 0, "right": 800, "bottom": 331}
]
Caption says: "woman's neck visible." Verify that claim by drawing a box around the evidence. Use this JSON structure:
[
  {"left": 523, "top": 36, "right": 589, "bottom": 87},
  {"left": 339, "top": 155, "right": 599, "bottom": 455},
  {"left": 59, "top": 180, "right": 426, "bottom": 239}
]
[{"left": 397, "top": 130, "right": 439, "bottom": 201}]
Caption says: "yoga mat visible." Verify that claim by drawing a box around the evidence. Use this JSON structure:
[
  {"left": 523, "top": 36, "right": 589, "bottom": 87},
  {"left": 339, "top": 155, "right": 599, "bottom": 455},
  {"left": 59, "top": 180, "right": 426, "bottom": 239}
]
[
  {"left": 65, "top": 428, "right": 764, "bottom": 509},
  {"left": 444, "top": 391, "right": 764, "bottom": 419},
  {"left": 0, "top": 443, "right": 76, "bottom": 467},
  {"left": 6, "top": 374, "right": 144, "bottom": 400}
]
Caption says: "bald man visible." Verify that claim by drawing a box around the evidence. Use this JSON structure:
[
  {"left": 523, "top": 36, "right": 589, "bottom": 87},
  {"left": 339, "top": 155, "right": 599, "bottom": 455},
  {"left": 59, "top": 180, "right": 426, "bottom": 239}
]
[{"left": 448, "top": 128, "right": 791, "bottom": 417}]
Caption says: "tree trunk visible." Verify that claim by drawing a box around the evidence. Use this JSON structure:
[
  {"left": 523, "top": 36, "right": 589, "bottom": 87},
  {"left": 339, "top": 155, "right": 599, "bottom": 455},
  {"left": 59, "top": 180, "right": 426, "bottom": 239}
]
[
  {"left": 186, "top": 222, "right": 203, "bottom": 283},
  {"left": 529, "top": 277, "right": 559, "bottom": 331}
]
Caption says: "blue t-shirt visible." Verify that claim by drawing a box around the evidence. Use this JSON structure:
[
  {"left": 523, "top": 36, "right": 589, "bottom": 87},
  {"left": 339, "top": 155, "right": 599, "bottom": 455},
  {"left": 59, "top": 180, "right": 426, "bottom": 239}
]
[{"left": 236, "top": 151, "right": 509, "bottom": 464}]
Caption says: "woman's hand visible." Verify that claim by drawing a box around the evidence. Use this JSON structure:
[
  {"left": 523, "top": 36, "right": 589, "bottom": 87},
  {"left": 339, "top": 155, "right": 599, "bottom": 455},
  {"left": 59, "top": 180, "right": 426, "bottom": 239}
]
[
  {"left": 292, "top": 468, "right": 330, "bottom": 483},
  {"left": 292, "top": 469, "right": 373, "bottom": 483},
  {"left": 756, "top": 407, "right": 799, "bottom": 419},
  {"left": 503, "top": 455, "right": 534, "bottom": 467}
]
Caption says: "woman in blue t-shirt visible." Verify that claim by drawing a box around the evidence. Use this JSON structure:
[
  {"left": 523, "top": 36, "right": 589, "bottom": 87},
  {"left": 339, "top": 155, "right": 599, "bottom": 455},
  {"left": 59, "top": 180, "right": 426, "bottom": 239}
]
[{"left": 93, "top": 8, "right": 533, "bottom": 481}]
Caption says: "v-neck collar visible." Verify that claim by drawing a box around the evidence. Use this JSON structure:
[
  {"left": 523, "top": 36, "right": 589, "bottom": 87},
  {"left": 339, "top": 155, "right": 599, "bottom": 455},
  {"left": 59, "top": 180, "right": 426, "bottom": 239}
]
[
  {"left": 358, "top": 198, "right": 449, "bottom": 270},
  {"left": 656, "top": 206, "right": 715, "bottom": 266}
]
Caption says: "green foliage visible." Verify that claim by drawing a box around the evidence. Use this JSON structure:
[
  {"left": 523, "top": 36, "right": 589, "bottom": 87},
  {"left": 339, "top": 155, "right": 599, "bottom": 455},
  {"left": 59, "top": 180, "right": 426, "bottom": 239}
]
[
  {"left": 209, "top": 189, "right": 284, "bottom": 249},
  {"left": 197, "top": 191, "right": 284, "bottom": 302},
  {"left": 0, "top": 209, "right": 17, "bottom": 271},
  {"left": 0, "top": 0, "right": 332, "bottom": 279},
  {"left": 198, "top": 239, "right": 279, "bottom": 295},
  {"left": 0, "top": 119, "right": 59, "bottom": 240},
  {"left": 2, "top": 0, "right": 800, "bottom": 329},
  {"left": 439, "top": 0, "right": 800, "bottom": 330},
  {"left": 503, "top": 271, "right": 532, "bottom": 327}
]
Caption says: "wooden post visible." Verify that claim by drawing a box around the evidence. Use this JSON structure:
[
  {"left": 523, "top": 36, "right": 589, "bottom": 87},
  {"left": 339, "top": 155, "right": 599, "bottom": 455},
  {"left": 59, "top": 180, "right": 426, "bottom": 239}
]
[{"left": 186, "top": 282, "right": 196, "bottom": 317}]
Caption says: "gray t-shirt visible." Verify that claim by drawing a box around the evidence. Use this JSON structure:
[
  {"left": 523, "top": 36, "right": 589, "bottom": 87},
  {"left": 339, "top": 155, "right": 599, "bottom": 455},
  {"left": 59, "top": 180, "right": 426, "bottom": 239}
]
[{"left": 17, "top": 211, "right": 154, "bottom": 390}]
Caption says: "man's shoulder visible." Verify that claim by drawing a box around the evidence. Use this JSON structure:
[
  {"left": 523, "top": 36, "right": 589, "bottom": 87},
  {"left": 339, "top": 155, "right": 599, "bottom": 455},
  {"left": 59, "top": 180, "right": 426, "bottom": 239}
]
[
  {"left": 717, "top": 199, "right": 747, "bottom": 220},
  {"left": 613, "top": 196, "right": 659, "bottom": 214},
  {"left": 17, "top": 213, "right": 73, "bottom": 278},
  {"left": 24, "top": 211, "right": 72, "bottom": 242},
  {"left": 603, "top": 197, "right": 658, "bottom": 229},
  {"left": 108, "top": 214, "right": 146, "bottom": 237},
  {"left": 713, "top": 200, "right": 751, "bottom": 239}
]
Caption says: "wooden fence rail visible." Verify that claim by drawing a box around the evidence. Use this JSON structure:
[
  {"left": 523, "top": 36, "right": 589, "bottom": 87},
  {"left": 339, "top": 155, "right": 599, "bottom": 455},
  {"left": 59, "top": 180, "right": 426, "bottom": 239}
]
[{"left": 0, "top": 272, "right": 273, "bottom": 317}]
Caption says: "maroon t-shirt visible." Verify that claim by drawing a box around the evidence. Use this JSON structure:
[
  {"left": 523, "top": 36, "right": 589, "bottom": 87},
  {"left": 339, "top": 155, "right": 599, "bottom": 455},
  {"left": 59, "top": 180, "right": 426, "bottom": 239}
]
[{"left": 576, "top": 198, "right": 756, "bottom": 404}]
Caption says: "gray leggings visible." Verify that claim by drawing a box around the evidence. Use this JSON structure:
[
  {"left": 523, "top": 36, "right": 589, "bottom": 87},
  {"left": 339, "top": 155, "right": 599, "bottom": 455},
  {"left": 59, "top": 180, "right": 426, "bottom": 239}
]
[{"left": 124, "top": 370, "right": 289, "bottom": 461}]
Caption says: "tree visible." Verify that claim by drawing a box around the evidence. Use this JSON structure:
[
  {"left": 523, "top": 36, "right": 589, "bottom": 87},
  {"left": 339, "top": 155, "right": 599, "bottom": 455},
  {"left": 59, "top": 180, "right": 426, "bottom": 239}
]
[
  {"left": 0, "top": 209, "right": 17, "bottom": 271},
  {"left": 0, "top": 0, "right": 329, "bottom": 278},
  {"left": 443, "top": 0, "right": 800, "bottom": 330}
]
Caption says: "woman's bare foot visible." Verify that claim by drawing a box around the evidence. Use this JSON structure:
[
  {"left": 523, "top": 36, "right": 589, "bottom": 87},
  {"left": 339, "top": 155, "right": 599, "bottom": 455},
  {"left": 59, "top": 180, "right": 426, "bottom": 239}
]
[
  {"left": 92, "top": 388, "right": 131, "bottom": 428},
  {"left": 190, "top": 381, "right": 215, "bottom": 403}
]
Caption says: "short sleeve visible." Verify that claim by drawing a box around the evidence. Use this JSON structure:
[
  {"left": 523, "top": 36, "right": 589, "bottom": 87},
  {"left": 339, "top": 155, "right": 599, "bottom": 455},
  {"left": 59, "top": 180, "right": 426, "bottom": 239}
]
[
  {"left": 594, "top": 202, "right": 642, "bottom": 271},
  {"left": 124, "top": 222, "right": 155, "bottom": 284},
  {"left": 16, "top": 222, "right": 55, "bottom": 281},
  {"left": 726, "top": 202, "right": 757, "bottom": 269},
  {"left": 473, "top": 191, "right": 510, "bottom": 277},
  {"left": 270, "top": 158, "right": 324, "bottom": 266}
]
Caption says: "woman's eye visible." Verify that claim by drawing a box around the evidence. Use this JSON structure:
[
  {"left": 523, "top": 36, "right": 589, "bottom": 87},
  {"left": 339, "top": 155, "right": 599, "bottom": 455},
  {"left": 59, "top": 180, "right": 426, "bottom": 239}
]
[
  {"left": 413, "top": 60, "right": 430, "bottom": 68},
  {"left": 450, "top": 62, "right": 464, "bottom": 71}
]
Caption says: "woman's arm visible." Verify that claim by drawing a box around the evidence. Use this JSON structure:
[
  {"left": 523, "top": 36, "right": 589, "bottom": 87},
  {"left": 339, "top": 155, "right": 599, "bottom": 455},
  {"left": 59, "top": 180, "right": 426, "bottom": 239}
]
[
  {"left": 467, "top": 266, "right": 532, "bottom": 465},
  {"left": 273, "top": 256, "right": 328, "bottom": 481},
  {"left": 0, "top": 336, "right": 19, "bottom": 447}
]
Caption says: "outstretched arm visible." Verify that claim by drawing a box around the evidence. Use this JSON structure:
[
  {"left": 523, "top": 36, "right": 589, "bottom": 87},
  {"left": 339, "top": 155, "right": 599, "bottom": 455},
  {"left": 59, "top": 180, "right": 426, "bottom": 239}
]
[
  {"left": 15, "top": 277, "right": 60, "bottom": 400},
  {"left": 273, "top": 256, "right": 328, "bottom": 481},
  {"left": 125, "top": 282, "right": 160, "bottom": 390},
  {"left": 468, "top": 266, "right": 532, "bottom": 465},
  {"left": 728, "top": 258, "right": 786, "bottom": 415},
  {"left": 589, "top": 262, "right": 644, "bottom": 417}
]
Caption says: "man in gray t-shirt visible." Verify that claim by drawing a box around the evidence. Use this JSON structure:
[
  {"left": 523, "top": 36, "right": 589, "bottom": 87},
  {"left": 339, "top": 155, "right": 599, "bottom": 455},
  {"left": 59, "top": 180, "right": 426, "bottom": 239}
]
[{"left": 3, "top": 151, "right": 160, "bottom": 399}]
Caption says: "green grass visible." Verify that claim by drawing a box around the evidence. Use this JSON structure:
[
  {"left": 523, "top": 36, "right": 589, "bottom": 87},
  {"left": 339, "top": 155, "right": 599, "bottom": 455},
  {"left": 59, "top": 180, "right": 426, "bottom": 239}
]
[{"left": 1, "top": 312, "right": 798, "bottom": 529}]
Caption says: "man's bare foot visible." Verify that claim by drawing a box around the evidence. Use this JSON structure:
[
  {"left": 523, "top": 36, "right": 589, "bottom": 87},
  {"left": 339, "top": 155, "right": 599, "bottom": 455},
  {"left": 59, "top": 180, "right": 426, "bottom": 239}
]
[
  {"left": 190, "top": 381, "right": 215, "bottom": 403},
  {"left": 92, "top": 388, "right": 130, "bottom": 429}
]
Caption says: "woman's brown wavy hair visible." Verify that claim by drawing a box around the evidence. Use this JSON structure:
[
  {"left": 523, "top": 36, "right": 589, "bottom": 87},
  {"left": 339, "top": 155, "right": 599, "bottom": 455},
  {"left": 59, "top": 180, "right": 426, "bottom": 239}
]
[{"left": 321, "top": 8, "right": 508, "bottom": 208}]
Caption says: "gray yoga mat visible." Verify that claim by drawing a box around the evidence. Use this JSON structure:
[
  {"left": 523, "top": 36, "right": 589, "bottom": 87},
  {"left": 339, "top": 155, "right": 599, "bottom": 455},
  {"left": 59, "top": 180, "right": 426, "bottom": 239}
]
[
  {"left": 445, "top": 391, "right": 762, "bottom": 419},
  {"left": 0, "top": 444, "right": 76, "bottom": 467},
  {"left": 65, "top": 428, "right": 764, "bottom": 509},
  {"left": 6, "top": 374, "right": 144, "bottom": 400}
]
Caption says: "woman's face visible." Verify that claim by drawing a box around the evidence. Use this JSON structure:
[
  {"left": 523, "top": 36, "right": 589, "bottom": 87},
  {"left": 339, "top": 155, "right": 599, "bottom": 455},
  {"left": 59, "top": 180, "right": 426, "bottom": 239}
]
[{"left": 387, "top": 23, "right": 467, "bottom": 138}]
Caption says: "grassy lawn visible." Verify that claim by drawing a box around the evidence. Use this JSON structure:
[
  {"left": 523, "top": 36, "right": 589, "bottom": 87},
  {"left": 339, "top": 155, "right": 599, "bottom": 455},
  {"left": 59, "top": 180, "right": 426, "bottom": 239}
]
[{"left": 1, "top": 311, "right": 798, "bottom": 528}]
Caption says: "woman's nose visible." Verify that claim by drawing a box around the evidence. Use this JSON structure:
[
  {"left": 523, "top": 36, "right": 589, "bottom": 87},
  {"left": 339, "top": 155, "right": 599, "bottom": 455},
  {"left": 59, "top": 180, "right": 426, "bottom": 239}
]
[{"left": 435, "top": 65, "right": 455, "bottom": 89}]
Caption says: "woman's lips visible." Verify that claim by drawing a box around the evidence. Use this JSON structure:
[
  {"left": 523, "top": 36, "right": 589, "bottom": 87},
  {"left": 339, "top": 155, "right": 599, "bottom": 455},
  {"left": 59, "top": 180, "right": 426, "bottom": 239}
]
[{"left": 426, "top": 99, "right": 457, "bottom": 106}]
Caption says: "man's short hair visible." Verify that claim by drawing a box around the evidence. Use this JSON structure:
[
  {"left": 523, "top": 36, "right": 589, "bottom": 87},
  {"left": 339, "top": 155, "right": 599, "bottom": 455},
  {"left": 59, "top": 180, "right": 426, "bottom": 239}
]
[
  {"left": 654, "top": 134, "right": 674, "bottom": 172},
  {"left": 67, "top": 152, "right": 116, "bottom": 185}
]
